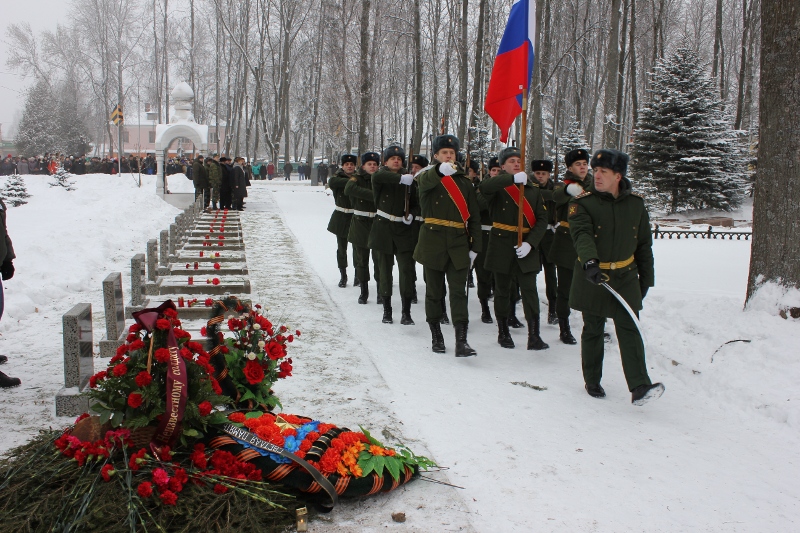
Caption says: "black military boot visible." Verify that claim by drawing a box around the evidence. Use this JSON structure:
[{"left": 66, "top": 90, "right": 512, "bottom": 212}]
[
  {"left": 454, "top": 323, "right": 477, "bottom": 357},
  {"left": 585, "top": 383, "right": 606, "bottom": 398},
  {"left": 631, "top": 383, "right": 665, "bottom": 406},
  {"left": 357, "top": 282, "right": 369, "bottom": 304},
  {"left": 400, "top": 297, "right": 414, "bottom": 325},
  {"left": 480, "top": 298, "right": 493, "bottom": 324},
  {"left": 440, "top": 298, "right": 450, "bottom": 325},
  {"left": 382, "top": 298, "right": 393, "bottom": 324},
  {"left": 0, "top": 370, "right": 21, "bottom": 388},
  {"left": 526, "top": 316, "right": 549, "bottom": 350},
  {"left": 0, "top": 355, "right": 7, "bottom": 364},
  {"left": 429, "top": 321, "right": 446, "bottom": 353},
  {"left": 558, "top": 318, "right": 577, "bottom": 344},
  {"left": 497, "top": 318, "right": 514, "bottom": 348},
  {"left": 338, "top": 268, "right": 348, "bottom": 288},
  {"left": 508, "top": 300, "right": 524, "bottom": 328},
  {"left": 467, "top": 270, "right": 475, "bottom": 288},
  {"left": 547, "top": 302, "right": 558, "bottom": 325},
  {"left": 411, "top": 287, "right": 418, "bottom": 304}
]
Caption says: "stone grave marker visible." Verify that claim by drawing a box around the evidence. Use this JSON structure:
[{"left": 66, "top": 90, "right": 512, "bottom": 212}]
[
  {"left": 99, "top": 273, "right": 126, "bottom": 357},
  {"left": 55, "top": 303, "right": 94, "bottom": 416}
]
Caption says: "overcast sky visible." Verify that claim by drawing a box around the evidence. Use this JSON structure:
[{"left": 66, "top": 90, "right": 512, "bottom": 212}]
[{"left": 0, "top": 0, "right": 69, "bottom": 138}]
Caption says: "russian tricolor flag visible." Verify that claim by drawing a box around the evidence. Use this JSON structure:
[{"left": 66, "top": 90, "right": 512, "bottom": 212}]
[{"left": 484, "top": 0, "right": 536, "bottom": 143}]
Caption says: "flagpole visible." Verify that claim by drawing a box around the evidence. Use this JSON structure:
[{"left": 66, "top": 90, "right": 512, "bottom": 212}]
[{"left": 518, "top": 86, "right": 527, "bottom": 247}]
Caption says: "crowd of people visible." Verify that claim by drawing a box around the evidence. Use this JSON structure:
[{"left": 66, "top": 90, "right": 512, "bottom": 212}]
[
  {"left": 325, "top": 135, "right": 665, "bottom": 406},
  {"left": 190, "top": 153, "right": 256, "bottom": 211}
]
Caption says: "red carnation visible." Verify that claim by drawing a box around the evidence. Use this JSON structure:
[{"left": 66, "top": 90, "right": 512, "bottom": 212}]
[
  {"left": 155, "top": 348, "right": 171, "bottom": 363},
  {"left": 210, "top": 377, "right": 223, "bottom": 395},
  {"left": 152, "top": 467, "right": 170, "bottom": 488},
  {"left": 213, "top": 263, "right": 221, "bottom": 270},
  {"left": 156, "top": 319, "right": 171, "bottom": 330},
  {"left": 101, "top": 463, "right": 115, "bottom": 482},
  {"left": 164, "top": 308, "right": 178, "bottom": 319},
  {"left": 212, "top": 278, "right": 220, "bottom": 285},
  {"left": 243, "top": 360, "right": 265, "bottom": 384},
  {"left": 295, "top": 330, "right": 301, "bottom": 337},
  {"left": 179, "top": 347, "right": 193, "bottom": 360},
  {"left": 287, "top": 335, "right": 294, "bottom": 343},
  {"left": 137, "top": 481, "right": 153, "bottom": 498},
  {"left": 129, "top": 323, "right": 141, "bottom": 333},
  {"left": 228, "top": 412, "right": 246, "bottom": 423},
  {"left": 135, "top": 371, "right": 152, "bottom": 387},
  {"left": 129, "top": 339, "right": 145, "bottom": 351},
  {"left": 115, "top": 344, "right": 129, "bottom": 357},
  {"left": 127, "top": 392, "right": 143, "bottom": 409},
  {"left": 112, "top": 364, "right": 128, "bottom": 377},
  {"left": 159, "top": 490, "right": 178, "bottom": 506},
  {"left": 168, "top": 477, "right": 184, "bottom": 493},
  {"left": 204, "top": 298, "right": 213, "bottom": 307},
  {"left": 214, "top": 484, "right": 229, "bottom": 494},
  {"left": 198, "top": 401, "right": 213, "bottom": 417},
  {"left": 215, "top": 252, "right": 220, "bottom": 257}
]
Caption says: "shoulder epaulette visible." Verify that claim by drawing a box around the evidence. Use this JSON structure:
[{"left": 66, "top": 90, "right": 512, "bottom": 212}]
[
  {"left": 349, "top": 176, "right": 358, "bottom": 182},
  {"left": 575, "top": 191, "right": 592, "bottom": 199}
]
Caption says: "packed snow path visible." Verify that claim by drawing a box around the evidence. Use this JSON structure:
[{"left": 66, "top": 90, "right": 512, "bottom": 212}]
[{"left": 246, "top": 181, "right": 799, "bottom": 532}]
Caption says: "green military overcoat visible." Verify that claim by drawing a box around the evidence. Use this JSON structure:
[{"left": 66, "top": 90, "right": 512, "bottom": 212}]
[
  {"left": 369, "top": 166, "right": 419, "bottom": 254},
  {"left": 568, "top": 178, "right": 655, "bottom": 318},
  {"left": 549, "top": 170, "right": 591, "bottom": 268},
  {"left": 344, "top": 169, "right": 377, "bottom": 248},
  {"left": 326, "top": 169, "right": 354, "bottom": 238},
  {"left": 538, "top": 178, "right": 556, "bottom": 261},
  {"left": 478, "top": 172, "right": 548, "bottom": 275},
  {"left": 413, "top": 164, "right": 482, "bottom": 271}
]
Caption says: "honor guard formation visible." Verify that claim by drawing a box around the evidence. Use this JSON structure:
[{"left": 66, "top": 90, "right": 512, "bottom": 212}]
[{"left": 326, "top": 137, "right": 664, "bottom": 406}]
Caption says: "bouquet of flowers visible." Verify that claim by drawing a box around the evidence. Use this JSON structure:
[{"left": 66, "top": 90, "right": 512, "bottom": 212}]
[
  {"left": 87, "top": 301, "right": 229, "bottom": 444},
  {"left": 205, "top": 302, "right": 298, "bottom": 410}
]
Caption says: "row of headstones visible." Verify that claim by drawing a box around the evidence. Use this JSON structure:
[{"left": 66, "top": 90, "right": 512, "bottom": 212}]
[{"left": 56, "top": 198, "right": 207, "bottom": 416}]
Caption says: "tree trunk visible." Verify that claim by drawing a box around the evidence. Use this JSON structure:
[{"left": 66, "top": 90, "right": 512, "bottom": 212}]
[
  {"left": 735, "top": 0, "right": 752, "bottom": 130},
  {"left": 629, "top": 0, "right": 639, "bottom": 129},
  {"left": 457, "top": 0, "right": 469, "bottom": 140},
  {"left": 357, "top": 0, "right": 372, "bottom": 155},
  {"left": 615, "top": 0, "right": 630, "bottom": 149},
  {"left": 413, "top": 0, "right": 424, "bottom": 152},
  {"left": 746, "top": 0, "right": 800, "bottom": 302},
  {"left": 602, "top": 0, "right": 622, "bottom": 148},
  {"left": 712, "top": 0, "right": 723, "bottom": 88},
  {"left": 163, "top": 0, "right": 169, "bottom": 123},
  {"left": 469, "top": 0, "right": 486, "bottom": 128}
]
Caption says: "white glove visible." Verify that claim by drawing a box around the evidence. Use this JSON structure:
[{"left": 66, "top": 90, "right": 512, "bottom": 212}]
[
  {"left": 402, "top": 213, "right": 414, "bottom": 225},
  {"left": 566, "top": 183, "right": 584, "bottom": 197},
  {"left": 515, "top": 242, "right": 532, "bottom": 258},
  {"left": 399, "top": 173, "right": 414, "bottom": 186},
  {"left": 469, "top": 250, "right": 478, "bottom": 267},
  {"left": 439, "top": 162, "right": 456, "bottom": 176},
  {"left": 514, "top": 172, "right": 528, "bottom": 184}
]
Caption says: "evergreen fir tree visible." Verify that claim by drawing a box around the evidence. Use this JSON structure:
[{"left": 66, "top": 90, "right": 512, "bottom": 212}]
[
  {"left": 556, "top": 122, "right": 590, "bottom": 180},
  {"left": 631, "top": 46, "right": 747, "bottom": 213},
  {"left": 15, "top": 80, "right": 58, "bottom": 157},
  {"left": 2, "top": 175, "right": 32, "bottom": 207},
  {"left": 55, "top": 82, "right": 92, "bottom": 156},
  {"left": 49, "top": 168, "right": 76, "bottom": 191},
  {"left": 467, "top": 113, "right": 494, "bottom": 172}
]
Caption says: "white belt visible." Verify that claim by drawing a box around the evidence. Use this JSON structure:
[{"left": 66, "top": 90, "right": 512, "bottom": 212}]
[
  {"left": 481, "top": 225, "right": 492, "bottom": 232},
  {"left": 335, "top": 206, "right": 354, "bottom": 214},
  {"left": 353, "top": 210, "right": 376, "bottom": 218},
  {"left": 376, "top": 209, "right": 406, "bottom": 222}
]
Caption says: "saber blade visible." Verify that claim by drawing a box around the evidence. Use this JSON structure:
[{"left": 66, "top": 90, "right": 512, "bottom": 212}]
[{"left": 600, "top": 282, "right": 648, "bottom": 349}]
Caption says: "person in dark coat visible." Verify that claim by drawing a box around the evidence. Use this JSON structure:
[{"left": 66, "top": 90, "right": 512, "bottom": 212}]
[
  {"left": 317, "top": 161, "right": 329, "bottom": 185},
  {"left": 0, "top": 198, "right": 20, "bottom": 388},
  {"left": 232, "top": 157, "right": 248, "bottom": 210},
  {"left": 283, "top": 162, "right": 293, "bottom": 181},
  {"left": 192, "top": 154, "right": 210, "bottom": 208},
  {"left": 219, "top": 157, "right": 233, "bottom": 209}
]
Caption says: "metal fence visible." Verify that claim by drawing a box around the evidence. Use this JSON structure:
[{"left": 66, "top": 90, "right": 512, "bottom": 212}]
[{"left": 652, "top": 224, "right": 752, "bottom": 241}]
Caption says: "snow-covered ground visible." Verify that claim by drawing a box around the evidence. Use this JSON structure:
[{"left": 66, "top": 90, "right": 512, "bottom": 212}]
[{"left": 1, "top": 176, "right": 798, "bottom": 531}]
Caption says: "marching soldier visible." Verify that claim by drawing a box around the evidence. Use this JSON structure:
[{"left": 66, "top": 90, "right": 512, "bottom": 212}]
[
  {"left": 370, "top": 146, "right": 419, "bottom": 325},
  {"left": 569, "top": 149, "right": 663, "bottom": 405},
  {"left": 480, "top": 147, "right": 549, "bottom": 351},
  {"left": 474, "top": 158, "right": 497, "bottom": 323},
  {"left": 345, "top": 152, "right": 382, "bottom": 305},
  {"left": 413, "top": 134, "right": 482, "bottom": 356},
  {"left": 327, "top": 154, "right": 357, "bottom": 287},
  {"left": 550, "top": 148, "right": 591, "bottom": 344},
  {"left": 530, "top": 160, "right": 558, "bottom": 324}
]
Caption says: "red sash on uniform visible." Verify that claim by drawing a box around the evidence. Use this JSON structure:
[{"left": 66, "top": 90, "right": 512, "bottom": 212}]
[
  {"left": 504, "top": 185, "right": 536, "bottom": 228},
  {"left": 441, "top": 176, "right": 471, "bottom": 225}
]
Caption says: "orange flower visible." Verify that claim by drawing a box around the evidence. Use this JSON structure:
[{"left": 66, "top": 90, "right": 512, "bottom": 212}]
[{"left": 369, "top": 445, "right": 384, "bottom": 456}]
